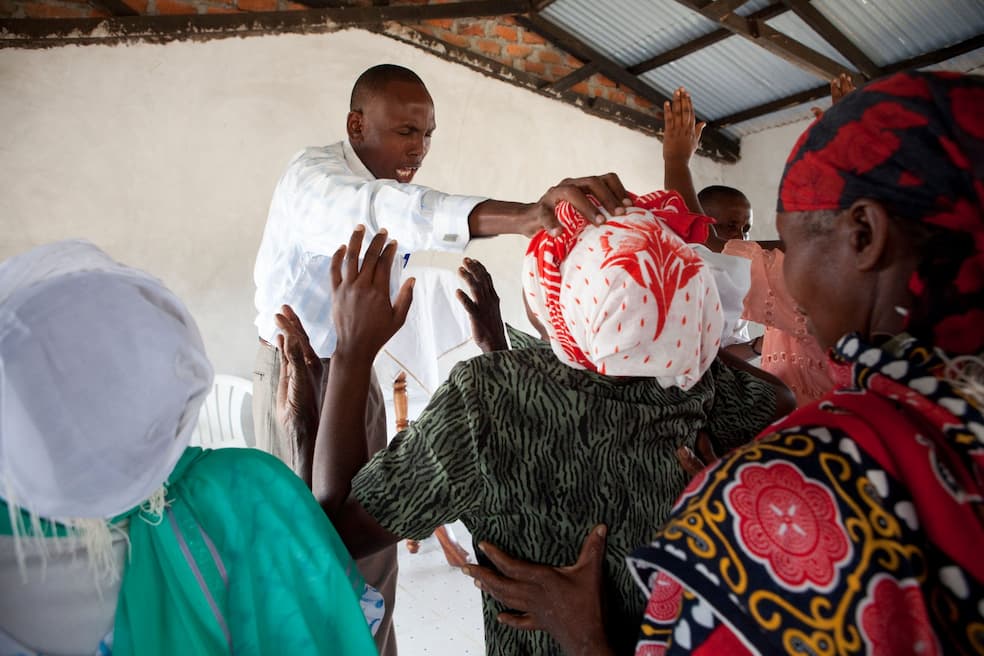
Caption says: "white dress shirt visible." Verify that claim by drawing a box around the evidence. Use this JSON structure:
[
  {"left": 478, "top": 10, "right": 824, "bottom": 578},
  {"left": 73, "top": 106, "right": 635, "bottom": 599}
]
[
  {"left": 691, "top": 244, "right": 752, "bottom": 347},
  {"left": 254, "top": 140, "right": 486, "bottom": 358}
]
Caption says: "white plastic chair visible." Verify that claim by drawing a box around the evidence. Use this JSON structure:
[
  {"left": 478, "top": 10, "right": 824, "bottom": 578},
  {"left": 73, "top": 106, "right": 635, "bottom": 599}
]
[{"left": 190, "top": 374, "right": 253, "bottom": 449}]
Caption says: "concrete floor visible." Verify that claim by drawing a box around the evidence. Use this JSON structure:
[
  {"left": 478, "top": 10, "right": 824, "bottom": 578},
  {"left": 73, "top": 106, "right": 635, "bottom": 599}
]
[{"left": 392, "top": 521, "right": 486, "bottom": 655}]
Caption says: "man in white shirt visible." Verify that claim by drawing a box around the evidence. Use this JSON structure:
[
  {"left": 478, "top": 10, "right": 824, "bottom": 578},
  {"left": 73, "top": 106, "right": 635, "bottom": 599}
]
[{"left": 253, "top": 64, "right": 631, "bottom": 655}]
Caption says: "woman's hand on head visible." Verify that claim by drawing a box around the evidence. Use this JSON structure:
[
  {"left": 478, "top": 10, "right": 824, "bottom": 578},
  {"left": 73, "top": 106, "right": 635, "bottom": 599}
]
[
  {"left": 330, "top": 226, "right": 414, "bottom": 362},
  {"left": 461, "top": 525, "right": 614, "bottom": 656}
]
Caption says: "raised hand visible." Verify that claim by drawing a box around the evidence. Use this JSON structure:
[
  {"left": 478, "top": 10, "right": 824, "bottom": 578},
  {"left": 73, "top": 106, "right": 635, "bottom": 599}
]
[
  {"left": 662, "top": 86, "right": 706, "bottom": 165},
  {"left": 812, "top": 73, "right": 858, "bottom": 118},
  {"left": 330, "top": 226, "right": 414, "bottom": 362},
  {"left": 462, "top": 526, "right": 613, "bottom": 656},
  {"left": 275, "top": 304, "right": 323, "bottom": 485},
  {"left": 456, "top": 257, "right": 508, "bottom": 353},
  {"left": 830, "top": 72, "right": 856, "bottom": 104}
]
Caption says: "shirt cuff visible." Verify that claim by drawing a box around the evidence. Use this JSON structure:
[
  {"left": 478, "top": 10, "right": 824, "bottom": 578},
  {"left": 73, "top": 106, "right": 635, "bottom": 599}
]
[{"left": 432, "top": 194, "right": 486, "bottom": 251}]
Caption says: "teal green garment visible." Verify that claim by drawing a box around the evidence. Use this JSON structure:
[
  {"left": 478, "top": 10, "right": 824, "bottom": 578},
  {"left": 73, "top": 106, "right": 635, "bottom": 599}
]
[{"left": 2, "top": 447, "right": 377, "bottom": 656}]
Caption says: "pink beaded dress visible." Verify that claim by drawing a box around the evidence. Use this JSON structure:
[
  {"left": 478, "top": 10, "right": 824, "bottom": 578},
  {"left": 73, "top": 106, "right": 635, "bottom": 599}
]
[{"left": 724, "top": 240, "right": 833, "bottom": 406}]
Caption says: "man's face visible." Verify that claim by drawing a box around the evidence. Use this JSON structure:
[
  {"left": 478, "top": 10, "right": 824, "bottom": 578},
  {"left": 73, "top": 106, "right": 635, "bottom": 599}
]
[
  {"left": 347, "top": 80, "right": 435, "bottom": 183},
  {"left": 705, "top": 195, "right": 752, "bottom": 241}
]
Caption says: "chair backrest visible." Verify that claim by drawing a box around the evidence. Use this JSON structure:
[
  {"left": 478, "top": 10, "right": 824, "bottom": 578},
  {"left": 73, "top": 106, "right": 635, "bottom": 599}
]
[{"left": 190, "top": 374, "right": 252, "bottom": 449}]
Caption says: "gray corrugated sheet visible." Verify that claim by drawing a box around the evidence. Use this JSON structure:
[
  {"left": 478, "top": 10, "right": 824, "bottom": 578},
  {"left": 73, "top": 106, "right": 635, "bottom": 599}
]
[
  {"left": 540, "top": 0, "right": 720, "bottom": 67},
  {"left": 766, "top": 11, "right": 856, "bottom": 71},
  {"left": 811, "top": 0, "right": 984, "bottom": 68},
  {"left": 538, "top": 0, "right": 984, "bottom": 145},
  {"left": 726, "top": 46, "right": 984, "bottom": 138},
  {"left": 640, "top": 34, "right": 824, "bottom": 120}
]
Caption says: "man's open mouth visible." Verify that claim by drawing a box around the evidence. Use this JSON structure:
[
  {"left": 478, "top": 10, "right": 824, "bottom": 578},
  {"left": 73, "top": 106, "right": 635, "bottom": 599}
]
[{"left": 396, "top": 167, "right": 418, "bottom": 182}]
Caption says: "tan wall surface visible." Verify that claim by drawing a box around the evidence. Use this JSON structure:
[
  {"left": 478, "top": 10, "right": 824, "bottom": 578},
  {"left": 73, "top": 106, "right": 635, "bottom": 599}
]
[{"left": 0, "top": 28, "right": 726, "bottom": 376}]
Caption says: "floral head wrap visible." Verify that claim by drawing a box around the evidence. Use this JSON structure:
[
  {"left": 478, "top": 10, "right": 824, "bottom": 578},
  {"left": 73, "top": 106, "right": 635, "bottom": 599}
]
[
  {"left": 778, "top": 71, "right": 984, "bottom": 355},
  {"left": 523, "top": 190, "right": 723, "bottom": 390}
]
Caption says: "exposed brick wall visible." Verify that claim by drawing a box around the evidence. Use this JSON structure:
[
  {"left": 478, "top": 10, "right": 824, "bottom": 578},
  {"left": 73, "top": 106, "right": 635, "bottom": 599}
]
[{"left": 410, "top": 15, "right": 658, "bottom": 116}]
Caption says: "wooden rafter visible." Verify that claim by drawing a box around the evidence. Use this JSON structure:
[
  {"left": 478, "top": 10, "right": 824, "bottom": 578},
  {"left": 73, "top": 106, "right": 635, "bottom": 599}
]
[
  {"left": 710, "top": 34, "right": 984, "bottom": 128},
  {"left": 546, "top": 3, "right": 789, "bottom": 92},
  {"left": 547, "top": 62, "right": 598, "bottom": 92},
  {"left": 780, "top": 0, "right": 879, "bottom": 78},
  {"left": 627, "top": 3, "right": 789, "bottom": 75},
  {"left": 671, "top": 0, "right": 852, "bottom": 80},
  {"left": 378, "top": 23, "right": 735, "bottom": 161},
  {"left": 0, "top": 0, "right": 527, "bottom": 46},
  {"left": 516, "top": 13, "right": 741, "bottom": 160},
  {"left": 698, "top": 0, "right": 751, "bottom": 20}
]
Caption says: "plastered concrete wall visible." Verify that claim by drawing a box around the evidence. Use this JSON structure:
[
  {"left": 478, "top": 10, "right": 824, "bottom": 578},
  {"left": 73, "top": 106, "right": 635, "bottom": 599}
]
[
  {"left": 0, "top": 28, "right": 726, "bottom": 377},
  {"left": 718, "top": 119, "right": 812, "bottom": 241}
]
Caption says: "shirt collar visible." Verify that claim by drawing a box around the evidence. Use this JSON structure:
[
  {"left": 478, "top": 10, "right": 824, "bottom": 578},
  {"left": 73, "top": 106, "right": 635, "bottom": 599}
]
[{"left": 342, "top": 139, "right": 376, "bottom": 181}]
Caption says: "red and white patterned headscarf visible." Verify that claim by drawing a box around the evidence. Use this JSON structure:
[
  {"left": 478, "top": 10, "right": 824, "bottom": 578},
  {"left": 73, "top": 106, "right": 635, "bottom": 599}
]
[{"left": 523, "top": 190, "right": 723, "bottom": 390}]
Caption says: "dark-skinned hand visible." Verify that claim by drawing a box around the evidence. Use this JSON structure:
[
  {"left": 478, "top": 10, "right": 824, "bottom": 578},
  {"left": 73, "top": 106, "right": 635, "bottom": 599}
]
[
  {"left": 456, "top": 257, "right": 508, "bottom": 353},
  {"left": 811, "top": 73, "right": 857, "bottom": 119},
  {"left": 462, "top": 525, "right": 613, "bottom": 656},
  {"left": 330, "top": 226, "right": 414, "bottom": 362},
  {"left": 457, "top": 440, "right": 719, "bottom": 656},
  {"left": 662, "top": 86, "right": 706, "bottom": 165},
  {"left": 275, "top": 304, "right": 322, "bottom": 483},
  {"left": 526, "top": 173, "right": 632, "bottom": 237}
]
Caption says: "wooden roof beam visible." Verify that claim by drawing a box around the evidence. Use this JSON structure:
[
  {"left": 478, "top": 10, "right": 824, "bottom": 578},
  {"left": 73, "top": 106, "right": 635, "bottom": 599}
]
[
  {"left": 627, "top": 3, "right": 789, "bottom": 75},
  {"left": 517, "top": 12, "right": 741, "bottom": 160},
  {"left": 710, "top": 33, "right": 984, "bottom": 128},
  {"left": 780, "top": 0, "right": 879, "bottom": 78},
  {"left": 671, "top": 0, "right": 852, "bottom": 80}
]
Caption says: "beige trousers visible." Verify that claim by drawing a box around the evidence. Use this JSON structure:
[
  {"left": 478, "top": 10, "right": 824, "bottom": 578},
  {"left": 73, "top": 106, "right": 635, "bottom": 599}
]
[{"left": 252, "top": 342, "right": 397, "bottom": 656}]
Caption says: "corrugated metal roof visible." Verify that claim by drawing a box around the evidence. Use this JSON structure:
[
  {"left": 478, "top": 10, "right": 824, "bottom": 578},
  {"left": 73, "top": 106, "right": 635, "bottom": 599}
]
[
  {"left": 538, "top": 0, "right": 984, "bottom": 151},
  {"left": 923, "top": 46, "right": 984, "bottom": 73},
  {"left": 811, "top": 0, "right": 984, "bottom": 68},
  {"left": 541, "top": 0, "right": 719, "bottom": 67},
  {"left": 734, "top": 0, "right": 774, "bottom": 16},
  {"left": 724, "top": 99, "right": 817, "bottom": 139},
  {"left": 726, "top": 45, "right": 984, "bottom": 138},
  {"left": 640, "top": 35, "right": 824, "bottom": 120}
]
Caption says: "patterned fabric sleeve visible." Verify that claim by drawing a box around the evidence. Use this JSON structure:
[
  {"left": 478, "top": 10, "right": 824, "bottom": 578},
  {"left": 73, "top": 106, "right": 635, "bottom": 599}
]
[
  {"left": 703, "top": 358, "right": 777, "bottom": 453},
  {"left": 504, "top": 323, "right": 548, "bottom": 351},
  {"left": 351, "top": 365, "right": 486, "bottom": 540},
  {"left": 723, "top": 240, "right": 805, "bottom": 336}
]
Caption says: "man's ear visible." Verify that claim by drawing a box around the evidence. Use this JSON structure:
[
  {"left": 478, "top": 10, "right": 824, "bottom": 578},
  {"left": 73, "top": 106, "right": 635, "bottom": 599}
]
[
  {"left": 346, "top": 110, "right": 364, "bottom": 144},
  {"left": 844, "top": 199, "right": 893, "bottom": 272}
]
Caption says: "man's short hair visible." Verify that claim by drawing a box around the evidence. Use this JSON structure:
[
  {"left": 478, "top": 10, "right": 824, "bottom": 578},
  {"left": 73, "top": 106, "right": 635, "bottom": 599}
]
[
  {"left": 697, "top": 185, "right": 749, "bottom": 208},
  {"left": 350, "top": 64, "right": 427, "bottom": 111}
]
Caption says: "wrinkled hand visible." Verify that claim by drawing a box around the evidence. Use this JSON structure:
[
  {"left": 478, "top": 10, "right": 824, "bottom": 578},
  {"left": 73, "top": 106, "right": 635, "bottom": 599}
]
[
  {"left": 275, "top": 305, "right": 323, "bottom": 474},
  {"left": 812, "top": 73, "right": 857, "bottom": 118},
  {"left": 456, "top": 257, "right": 508, "bottom": 353},
  {"left": 330, "top": 226, "right": 414, "bottom": 362},
  {"left": 675, "top": 430, "right": 719, "bottom": 478},
  {"left": 462, "top": 526, "right": 613, "bottom": 656},
  {"left": 526, "top": 174, "right": 632, "bottom": 237},
  {"left": 662, "top": 87, "right": 706, "bottom": 164}
]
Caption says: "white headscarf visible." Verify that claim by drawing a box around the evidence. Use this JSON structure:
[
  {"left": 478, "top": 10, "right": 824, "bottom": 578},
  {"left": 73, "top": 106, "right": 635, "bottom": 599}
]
[
  {"left": 0, "top": 240, "right": 213, "bottom": 520},
  {"left": 523, "top": 192, "right": 723, "bottom": 390}
]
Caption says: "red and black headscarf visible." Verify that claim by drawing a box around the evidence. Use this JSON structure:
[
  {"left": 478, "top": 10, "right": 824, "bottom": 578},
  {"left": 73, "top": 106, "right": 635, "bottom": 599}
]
[{"left": 778, "top": 71, "right": 984, "bottom": 355}]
